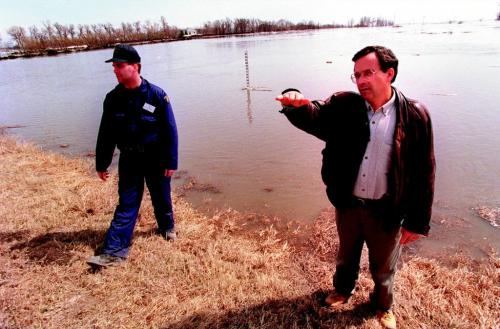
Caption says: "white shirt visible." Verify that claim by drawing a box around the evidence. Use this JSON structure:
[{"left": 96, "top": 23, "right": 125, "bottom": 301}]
[{"left": 353, "top": 92, "right": 397, "bottom": 200}]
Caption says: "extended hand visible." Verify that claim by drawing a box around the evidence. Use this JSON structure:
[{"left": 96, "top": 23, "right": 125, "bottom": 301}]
[
  {"left": 97, "top": 171, "right": 110, "bottom": 181},
  {"left": 165, "top": 169, "right": 176, "bottom": 177},
  {"left": 275, "top": 91, "right": 310, "bottom": 107},
  {"left": 399, "top": 227, "right": 424, "bottom": 245}
]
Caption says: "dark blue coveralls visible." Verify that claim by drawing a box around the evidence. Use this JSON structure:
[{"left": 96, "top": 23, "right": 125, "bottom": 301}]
[{"left": 96, "top": 78, "right": 178, "bottom": 258}]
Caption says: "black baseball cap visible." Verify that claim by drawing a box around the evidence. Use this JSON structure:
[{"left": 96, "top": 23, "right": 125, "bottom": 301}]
[{"left": 105, "top": 44, "right": 141, "bottom": 63}]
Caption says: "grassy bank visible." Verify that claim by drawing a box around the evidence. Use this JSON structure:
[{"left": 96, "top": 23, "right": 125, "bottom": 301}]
[{"left": 0, "top": 134, "right": 498, "bottom": 328}]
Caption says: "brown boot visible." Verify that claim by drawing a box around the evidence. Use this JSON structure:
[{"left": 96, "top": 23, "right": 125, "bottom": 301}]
[
  {"left": 325, "top": 291, "right": 349, "bottom": 307},
  {"left": 377, "top": 310, "right": 397, "bottom": 329}
]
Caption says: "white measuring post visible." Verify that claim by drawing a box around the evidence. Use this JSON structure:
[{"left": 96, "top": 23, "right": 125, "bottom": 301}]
[
  {"left": 242, "top": 50, "right": 271, "bottom": 92},
  {"left": 245, "top": 50, "right": 251, "bottom": 89}
]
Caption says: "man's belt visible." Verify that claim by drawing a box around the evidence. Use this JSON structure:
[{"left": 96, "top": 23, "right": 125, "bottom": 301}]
[{"left": 353, "top": 196, "right": 387, "bottom": 208}]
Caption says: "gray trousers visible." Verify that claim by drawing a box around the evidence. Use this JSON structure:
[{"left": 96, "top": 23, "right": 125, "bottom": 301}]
[{"left": 333, "top": 205, "right": 402, "bottom": 311}]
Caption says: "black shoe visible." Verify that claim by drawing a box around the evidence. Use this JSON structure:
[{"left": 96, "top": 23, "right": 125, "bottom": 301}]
[
  {"left": 87, "top": 254, "right": 124, "bottom": 267},
  {"left": 164, "top": 229, "right": 177, "bottom": 241}
]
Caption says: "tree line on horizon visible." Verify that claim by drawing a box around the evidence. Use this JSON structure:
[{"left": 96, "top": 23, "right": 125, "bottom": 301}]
[{"left": 3, "top": 16, "right": 393, "bottom": 54}]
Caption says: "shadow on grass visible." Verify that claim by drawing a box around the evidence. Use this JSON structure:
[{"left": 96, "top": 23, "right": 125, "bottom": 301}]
[
  {"left": 5, "top": 228, "right": 159, "bottom": 266},
  {"left": 163, "top": 290, "right": 374, "bottom": 329},
  {"left": 0, "top": 230, "right": 31, "bottom": 243}
]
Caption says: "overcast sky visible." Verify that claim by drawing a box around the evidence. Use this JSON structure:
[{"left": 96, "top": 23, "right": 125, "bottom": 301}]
[{"left": 0, "top": 0, "right": 498, "bottom": 36}]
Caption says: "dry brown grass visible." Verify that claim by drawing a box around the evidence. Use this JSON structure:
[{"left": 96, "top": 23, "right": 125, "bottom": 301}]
[{"left": 0, "top": 135, "right": 498, "bottom": 329}]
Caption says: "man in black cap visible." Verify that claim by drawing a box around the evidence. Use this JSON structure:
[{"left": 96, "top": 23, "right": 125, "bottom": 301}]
[{"left": 87, "top": 44, "right": 179, "bottom": 267}]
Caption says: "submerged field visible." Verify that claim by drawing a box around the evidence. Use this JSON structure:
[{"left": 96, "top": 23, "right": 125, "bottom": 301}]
[{"left": 0, "top": 134, "right": 498, "bottom": 328}]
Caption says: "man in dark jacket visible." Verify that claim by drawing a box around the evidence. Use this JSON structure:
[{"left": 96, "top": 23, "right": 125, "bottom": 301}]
[
  {"left": 88, "top": 44, "right": 179, "bottom": 268},
  {"left": 276, "top": 46, "right": 435, "bottom": 329}
]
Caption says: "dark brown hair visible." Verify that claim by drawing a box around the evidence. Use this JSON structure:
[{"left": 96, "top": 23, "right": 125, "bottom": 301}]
[{"left": 352, "top": 46, "right": 398, "bottom": 82}]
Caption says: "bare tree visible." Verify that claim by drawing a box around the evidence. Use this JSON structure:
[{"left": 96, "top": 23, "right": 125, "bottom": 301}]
[
  {"left": 7, "top": 26, "right": 27, "bottom": 50},
  {"left": 358, "top": 17, "right": 372, "bottom": 27},
  {"left": 53, "top": 22, "right": 68, "bottom": 47},
  {"left": 68, "top": 24, "right": 76, "bottom": 40},
  {"left": 90, "top": 24, "right": 104, "bottom": 45},
  {"left": 77, "top": 24, "right": 85, "bottom": 38},
  {"left": 211, "top": 18, "right": 233, "bottom": 35},
  {"left": 133, "top": 21, "right": 142, "bottom": 35},
  {"left": 201, "top": 21, "right": 214, "bottom": 35},
  {"left": 28, "top": 25, "right": 45, "bottom": 50},
  {"left": 212, "top": 20, "right": 223, "bottom": 35},
  {"left": 120, "top": 22, "right": 133, "bottom": 41},
  {"left": 101, "top": 23, "right": 116, "bottom": 44},
  {"left": 77, "top": 24, "right": 96, "bottom": 47},
  {"left": 42, "top": 21, "right": 54, "bottom": 42},
  {"left": 224, "top": 18, "right": 233, "bottom": 34},
  {"left": 257, "top": 20, "right": 272, "bottom": 32},
  {"left": 276, "top": 19, "right": 292, "bottom": 31},
  {"left": 234, "top": 18, "right": 250, "bottom": 34},
  {"left": 143, "top": 20, "right": 154, "bottom": 40},
  {"left": 160, "top": 16, "right": 170, "bottom": 38}
]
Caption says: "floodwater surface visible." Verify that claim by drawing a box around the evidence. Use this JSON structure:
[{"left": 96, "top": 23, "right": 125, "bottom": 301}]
[{"left": 1, "top": 20, "right": 499, "bottom": 254}]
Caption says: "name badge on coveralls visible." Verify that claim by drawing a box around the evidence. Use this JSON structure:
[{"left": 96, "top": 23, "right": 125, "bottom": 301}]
[{"left": 143, "top": 103, "right": 156, "bottom": 113}]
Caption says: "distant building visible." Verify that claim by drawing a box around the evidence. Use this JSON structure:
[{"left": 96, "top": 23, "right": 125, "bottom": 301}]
[{"left": 181, "top": 29, "right": 199, "bottom": 38}]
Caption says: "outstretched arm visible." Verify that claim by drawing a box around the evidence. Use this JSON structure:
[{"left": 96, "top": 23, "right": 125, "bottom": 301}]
[{"left": 275, "top": 88, "right": 332, "bottom": 141}]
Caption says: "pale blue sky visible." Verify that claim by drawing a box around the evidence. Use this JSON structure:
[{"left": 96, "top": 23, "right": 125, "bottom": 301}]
[{"left": 0, "top": 0, "right": 497, "bottom": 37}]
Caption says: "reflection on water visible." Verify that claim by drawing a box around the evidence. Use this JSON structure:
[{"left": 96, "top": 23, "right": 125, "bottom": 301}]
[
  {"left": 246, "top": 89, "right": 253, "bottom": 124},
  {"left": 1, "top": 21, "right": 499, "bottom": 253}
]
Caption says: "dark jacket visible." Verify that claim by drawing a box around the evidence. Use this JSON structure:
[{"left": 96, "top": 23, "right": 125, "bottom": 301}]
[
  {"left": 281, "top": 87, "right": 435, "bottom": 235},
  {"left": 96, "top": 78, "right": 178, "bottom": 172}
]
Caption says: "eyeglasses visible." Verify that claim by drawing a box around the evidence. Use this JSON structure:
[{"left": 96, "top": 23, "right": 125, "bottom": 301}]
[{"left": 351, "top": 69, "right": 377, "bottom": 83}]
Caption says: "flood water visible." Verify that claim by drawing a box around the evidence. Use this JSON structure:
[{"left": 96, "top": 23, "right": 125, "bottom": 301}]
[{"left": 1, "top": 20, "right": 499, "bottom": 255}]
